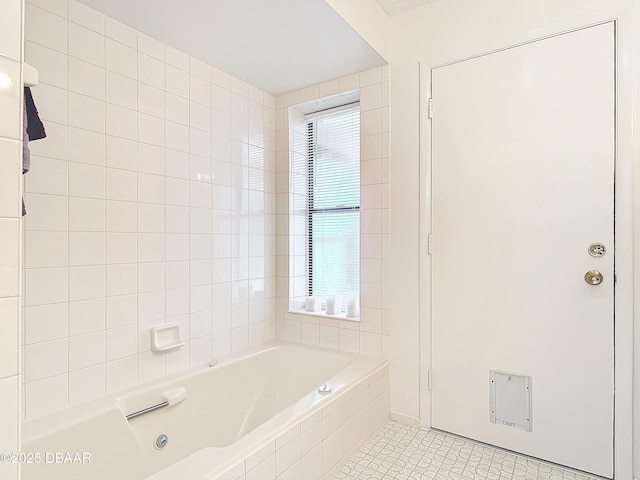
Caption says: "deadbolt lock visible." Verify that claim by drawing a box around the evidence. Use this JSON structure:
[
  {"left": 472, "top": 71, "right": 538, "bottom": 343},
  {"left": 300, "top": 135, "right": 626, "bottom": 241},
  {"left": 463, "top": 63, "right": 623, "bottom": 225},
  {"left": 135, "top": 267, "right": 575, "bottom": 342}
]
[
  {"left": 588, "top": 243, "right": 606, "bottom": 257},
  {"left": 584, "top": 270, "right": 603, "bottom": 286}
]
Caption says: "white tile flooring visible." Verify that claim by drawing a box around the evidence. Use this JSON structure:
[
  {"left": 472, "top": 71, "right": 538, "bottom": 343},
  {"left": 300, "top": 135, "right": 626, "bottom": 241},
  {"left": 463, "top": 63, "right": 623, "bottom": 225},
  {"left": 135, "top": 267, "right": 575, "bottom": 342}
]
[{"left": 333, "top": 421, "right": 601, "bottom": 480}]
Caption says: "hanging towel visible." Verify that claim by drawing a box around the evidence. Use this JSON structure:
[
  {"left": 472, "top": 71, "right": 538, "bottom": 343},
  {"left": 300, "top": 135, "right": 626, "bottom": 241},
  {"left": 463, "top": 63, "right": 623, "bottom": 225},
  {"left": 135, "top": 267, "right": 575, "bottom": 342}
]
[
  {"left": 22, "top": 87, "right": 46, "bottom": 216},
  {"left": 24, "top": 86, "right": 46, "bottom": 142}
]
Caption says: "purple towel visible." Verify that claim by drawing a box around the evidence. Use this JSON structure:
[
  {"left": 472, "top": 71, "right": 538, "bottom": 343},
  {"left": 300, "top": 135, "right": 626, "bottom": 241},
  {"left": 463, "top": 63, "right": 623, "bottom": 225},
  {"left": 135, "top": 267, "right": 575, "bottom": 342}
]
[
  {"left": 24, "top": 87, "right": 46, "bottom": 142},
  {"left": 22, "top": 87, "right": 46, "bottom": 216}
]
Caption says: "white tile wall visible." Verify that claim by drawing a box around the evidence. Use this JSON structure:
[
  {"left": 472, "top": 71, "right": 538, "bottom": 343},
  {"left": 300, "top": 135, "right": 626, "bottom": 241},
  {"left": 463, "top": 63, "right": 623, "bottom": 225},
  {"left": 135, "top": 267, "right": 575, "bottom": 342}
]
[
  {"left": 275, "top": 68, "right": 390, "bottom": 359},
  {"left": 22, "top": 0, "right": 277, "bottom": 421},
  {"left": 0, "top": 1, "right": 23, "bottom": 479}
]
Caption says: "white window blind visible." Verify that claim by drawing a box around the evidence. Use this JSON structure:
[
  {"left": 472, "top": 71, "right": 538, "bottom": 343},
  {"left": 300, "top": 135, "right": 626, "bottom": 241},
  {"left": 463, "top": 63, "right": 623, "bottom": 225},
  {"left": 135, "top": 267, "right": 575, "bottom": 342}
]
[{"left": 305, "top": 103, "right": 360, "bottom": 312}]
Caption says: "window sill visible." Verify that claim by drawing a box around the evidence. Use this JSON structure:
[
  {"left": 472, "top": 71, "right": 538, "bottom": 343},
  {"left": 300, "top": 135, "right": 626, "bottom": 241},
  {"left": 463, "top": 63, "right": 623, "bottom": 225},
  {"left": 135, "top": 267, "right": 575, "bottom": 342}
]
[{"left": 288, "top": 308, "right": 360, "bottom": 323}]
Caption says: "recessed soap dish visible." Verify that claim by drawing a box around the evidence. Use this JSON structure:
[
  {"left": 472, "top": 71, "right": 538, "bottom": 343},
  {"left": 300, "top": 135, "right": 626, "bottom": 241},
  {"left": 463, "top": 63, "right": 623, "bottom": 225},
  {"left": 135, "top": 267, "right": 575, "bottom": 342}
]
[{"left": 150, "top": 323, "right": 185, "bottom": 352}]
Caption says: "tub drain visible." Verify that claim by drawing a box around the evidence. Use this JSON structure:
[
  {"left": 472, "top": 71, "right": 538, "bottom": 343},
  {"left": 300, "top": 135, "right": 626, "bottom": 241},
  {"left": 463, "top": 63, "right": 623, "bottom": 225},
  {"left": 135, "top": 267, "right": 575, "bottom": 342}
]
[{"left": 155, "top": 434, "right": 168, "bottom": 449}]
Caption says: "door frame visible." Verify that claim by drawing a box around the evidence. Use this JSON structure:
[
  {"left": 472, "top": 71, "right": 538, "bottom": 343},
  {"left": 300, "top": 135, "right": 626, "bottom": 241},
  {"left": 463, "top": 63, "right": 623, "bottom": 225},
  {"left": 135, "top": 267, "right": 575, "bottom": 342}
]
[{"left": 418, "top": 6, "right": 637, "bottom": 478}]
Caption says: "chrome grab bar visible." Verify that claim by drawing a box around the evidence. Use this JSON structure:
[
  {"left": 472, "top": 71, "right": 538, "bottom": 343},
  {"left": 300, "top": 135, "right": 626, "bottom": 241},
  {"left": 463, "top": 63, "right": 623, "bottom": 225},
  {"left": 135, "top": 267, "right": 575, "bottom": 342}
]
[
  {"left": 126, "top": 401, "right": 169, "bottom": 421},
  {"left": 125, "top": 387, "right": 186, "bottom": 421}
]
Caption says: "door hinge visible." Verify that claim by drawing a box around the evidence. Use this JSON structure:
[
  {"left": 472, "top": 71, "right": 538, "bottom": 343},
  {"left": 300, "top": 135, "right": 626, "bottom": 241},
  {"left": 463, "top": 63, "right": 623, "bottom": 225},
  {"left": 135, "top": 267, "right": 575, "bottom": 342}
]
[
  {"left": 428, "top": 369, "right": 433, "bottom": 390},
  {"left": 427, "top": 98, "right": 433, "bottom": 119},
  {"left": 428, "top": 233, "right": 433, "bottom": 254}
]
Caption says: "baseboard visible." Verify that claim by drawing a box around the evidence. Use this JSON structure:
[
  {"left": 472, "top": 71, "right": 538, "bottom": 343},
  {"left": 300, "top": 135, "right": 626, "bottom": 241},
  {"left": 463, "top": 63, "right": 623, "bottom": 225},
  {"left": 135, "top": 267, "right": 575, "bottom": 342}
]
[{"left": 390, "top": 411, "right": 421, "bottom": 427}]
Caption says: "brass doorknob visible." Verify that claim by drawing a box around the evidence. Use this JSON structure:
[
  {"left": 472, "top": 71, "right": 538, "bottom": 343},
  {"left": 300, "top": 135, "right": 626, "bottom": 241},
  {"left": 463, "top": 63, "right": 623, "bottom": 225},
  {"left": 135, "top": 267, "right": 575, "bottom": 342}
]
[{"left": 584, "top": 270, "right": 603, "bottom": 285}]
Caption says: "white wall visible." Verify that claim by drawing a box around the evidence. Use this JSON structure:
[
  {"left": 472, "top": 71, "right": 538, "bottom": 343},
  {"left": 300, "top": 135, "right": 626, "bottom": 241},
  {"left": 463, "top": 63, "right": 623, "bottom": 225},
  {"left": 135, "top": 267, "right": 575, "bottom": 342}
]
[
  {"left": 21, "top": 0, "right": 277, "bottom": 421},
  {"left": 0, "top": 0, "right": 24, "bottom": 477},
  {"left": 386, "top": 0, "right": 639, "bottom": 476}
]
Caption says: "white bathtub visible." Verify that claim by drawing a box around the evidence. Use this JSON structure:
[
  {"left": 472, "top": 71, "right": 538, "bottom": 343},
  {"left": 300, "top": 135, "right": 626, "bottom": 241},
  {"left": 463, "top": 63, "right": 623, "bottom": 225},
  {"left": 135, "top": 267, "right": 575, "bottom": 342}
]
[{"left": 22, "top": 341, "right": 389, "bottom": 480}]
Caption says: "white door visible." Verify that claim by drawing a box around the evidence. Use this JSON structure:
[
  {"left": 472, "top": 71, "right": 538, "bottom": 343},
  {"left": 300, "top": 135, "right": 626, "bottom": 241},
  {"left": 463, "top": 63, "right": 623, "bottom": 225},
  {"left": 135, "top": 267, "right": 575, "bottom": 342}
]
[{"left": 431, "top": 23, "right": 615, "bottom": 477}]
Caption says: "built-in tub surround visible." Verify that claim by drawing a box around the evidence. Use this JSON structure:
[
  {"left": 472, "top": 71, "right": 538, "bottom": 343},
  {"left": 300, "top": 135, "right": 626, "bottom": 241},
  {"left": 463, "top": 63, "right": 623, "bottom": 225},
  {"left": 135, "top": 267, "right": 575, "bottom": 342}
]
[
  {"left": 22, "top": 341, "right": 389, "bottom": 480},
  {"left": 21, "top": 0, "right": 277, "bottom": 420}
]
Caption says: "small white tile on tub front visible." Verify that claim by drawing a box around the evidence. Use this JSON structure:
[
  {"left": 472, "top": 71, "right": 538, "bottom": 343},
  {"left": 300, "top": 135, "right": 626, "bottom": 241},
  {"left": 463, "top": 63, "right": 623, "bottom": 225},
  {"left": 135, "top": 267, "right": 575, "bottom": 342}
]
[
  {"left": 276, "top": 430, "right": 301, "bottom": 477},
  {"left": 276, "top": 461, "right": 301, "bottom": 480},
  {"left": 25, "top": 373, "right": 68, "bottom": 421},
  {"left": 300, "top": 418, "right": 322, "bottom": 455},
  {"left": 300, "top": 443, "right": 323, "bottom": 480},
  {"left": 247, "top": 452, "right": 276, "bottom": 480},
  {"left": 246, "top": 439, "right": 275, "bottom": 471},
  {"left": 214, "top": 461, "right": 245, "bottom": 480},
  {"left": 322, "top": 404, "right": 342, "bottom": 439}
]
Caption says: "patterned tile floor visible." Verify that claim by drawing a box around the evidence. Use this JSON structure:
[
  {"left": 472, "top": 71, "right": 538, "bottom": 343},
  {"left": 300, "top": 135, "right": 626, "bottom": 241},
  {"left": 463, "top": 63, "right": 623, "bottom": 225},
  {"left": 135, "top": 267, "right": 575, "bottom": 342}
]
[{"left": 333, "top": 421, "right": 601, "bottom": 480}]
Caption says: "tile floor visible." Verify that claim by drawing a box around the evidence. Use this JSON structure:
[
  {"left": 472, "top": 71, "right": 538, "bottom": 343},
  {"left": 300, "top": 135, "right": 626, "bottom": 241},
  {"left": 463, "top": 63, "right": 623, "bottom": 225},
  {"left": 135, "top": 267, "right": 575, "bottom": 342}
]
[{"left": 333, "top": 421, "right": 601, "bottom": 480}]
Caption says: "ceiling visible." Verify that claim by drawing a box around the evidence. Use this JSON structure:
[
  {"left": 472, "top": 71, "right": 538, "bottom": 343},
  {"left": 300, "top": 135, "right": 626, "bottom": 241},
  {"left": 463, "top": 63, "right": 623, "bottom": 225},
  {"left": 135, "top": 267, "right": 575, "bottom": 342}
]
[{"left": 77, "top": 0, "right": 389, "bottom": 96}]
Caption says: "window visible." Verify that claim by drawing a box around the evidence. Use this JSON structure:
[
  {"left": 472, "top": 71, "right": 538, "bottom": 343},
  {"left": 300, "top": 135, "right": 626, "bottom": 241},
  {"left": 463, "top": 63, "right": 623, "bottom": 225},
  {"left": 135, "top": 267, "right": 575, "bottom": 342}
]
[{"left": 305, "top": 103, "right": 360, "bottom": 314}]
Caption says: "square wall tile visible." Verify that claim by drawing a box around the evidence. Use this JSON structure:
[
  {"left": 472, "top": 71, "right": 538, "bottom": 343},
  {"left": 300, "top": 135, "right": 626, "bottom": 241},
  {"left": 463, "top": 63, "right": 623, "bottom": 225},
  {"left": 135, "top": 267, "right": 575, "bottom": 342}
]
[
  {"left": 0, "top": 219, "right": 20, "bottom": 298},
  {"left": 0, "top": 298, "right": 19, "bottom": 378},
  {"left": 0, "top": 376, "right": 19, "bottom": 476},
  {"left": 25, "top": 374, "right": 68, "bottom": 420},
  {"left": 0, "top": 57, "right": 21, "bottom": 140},
  {"left": 0, "top": 139, "right": 21, "bottom": 218},
  {"left": 25, "top": 3, "right": 68, "bottom": 54},
  {"left": 69, "top": 22, "right": 105, "bottom": 67},
  {"left": 0, "top": 0, "right": 22, "bottom": 60}
]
